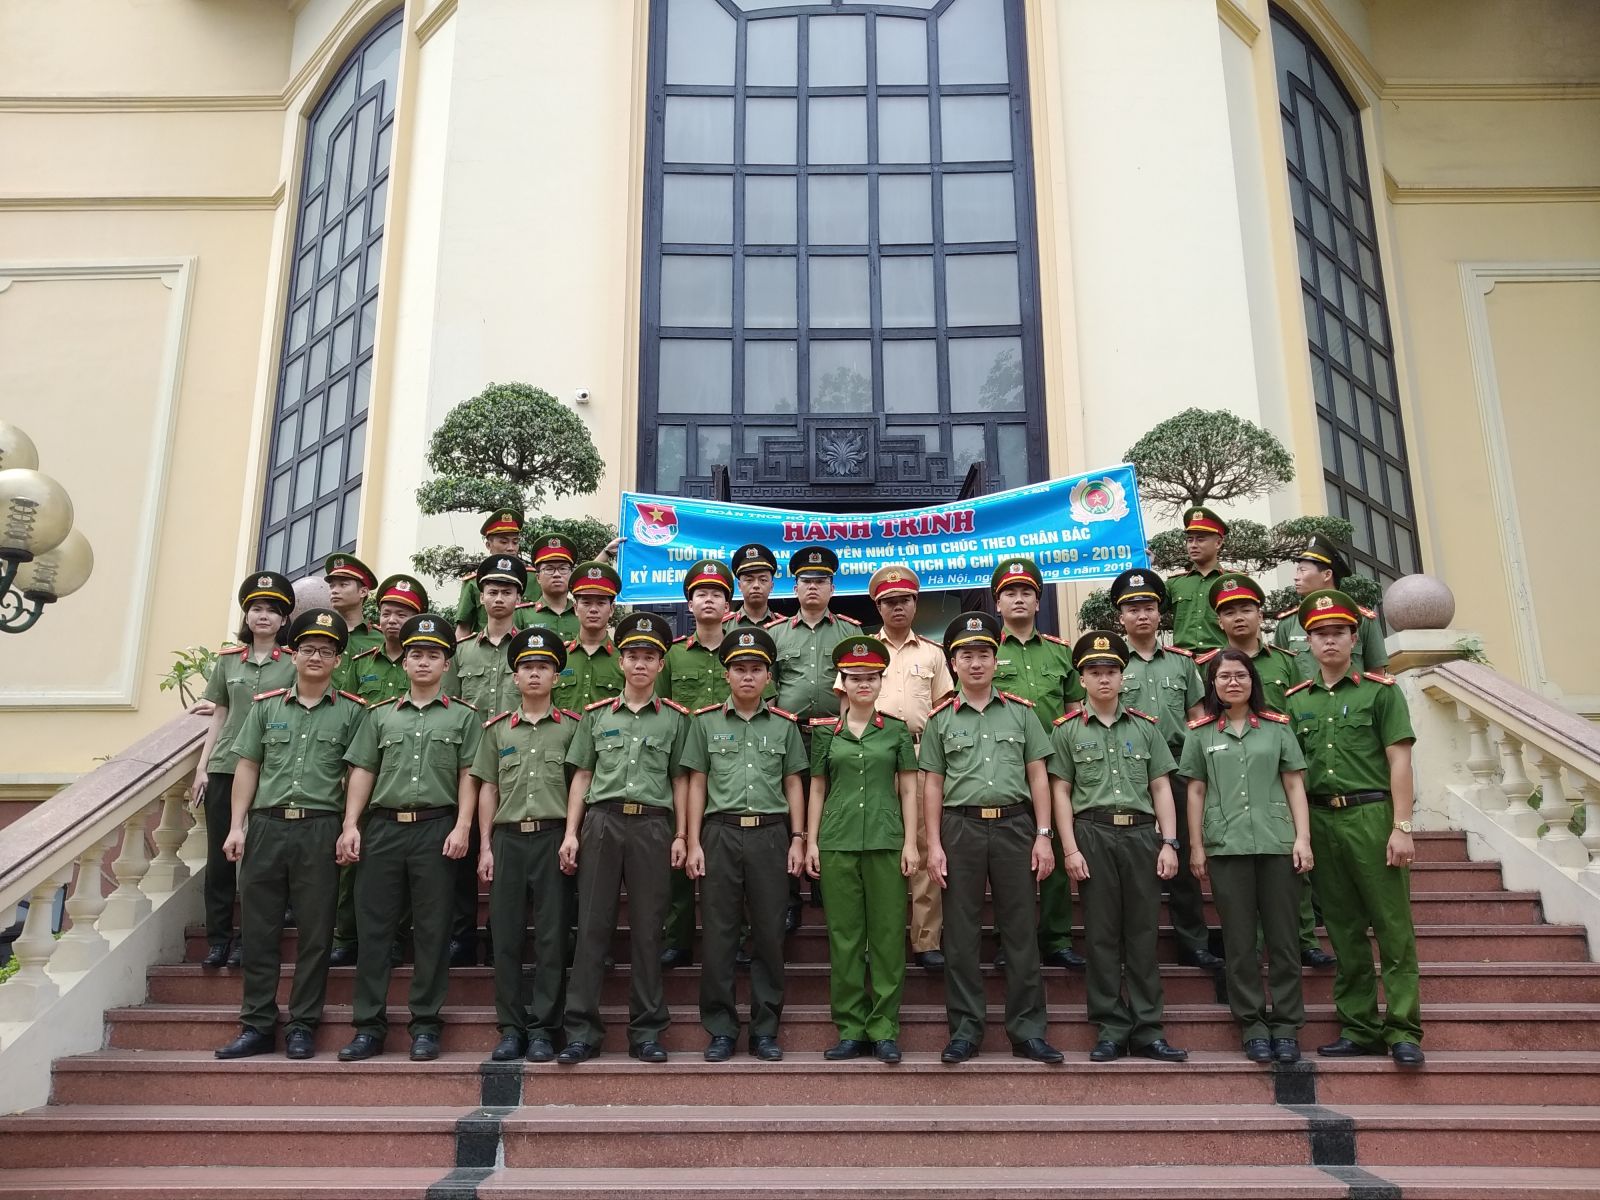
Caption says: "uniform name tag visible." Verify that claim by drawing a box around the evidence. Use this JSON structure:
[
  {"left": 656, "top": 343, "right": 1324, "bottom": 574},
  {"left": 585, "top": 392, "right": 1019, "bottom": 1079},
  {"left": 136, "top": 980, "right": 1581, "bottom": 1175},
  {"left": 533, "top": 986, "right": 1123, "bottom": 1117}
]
[
  {"left": 1206, "top": 744, "right": 1228, "bottom": 754},
  {"left": 601, "top": 728, "right": 621, "bottom": 738},
  {"left": 499, "top": 746, "right": 516, "bottom": 758},
  {"left": 267, "top": 722, "right": 289, "bottom": 731},
  {"left": 710, "top": 732, "right": 736, "bottom": 742},
  {"left": 360, "top": 673, "right": 378, "bottom": 684}
]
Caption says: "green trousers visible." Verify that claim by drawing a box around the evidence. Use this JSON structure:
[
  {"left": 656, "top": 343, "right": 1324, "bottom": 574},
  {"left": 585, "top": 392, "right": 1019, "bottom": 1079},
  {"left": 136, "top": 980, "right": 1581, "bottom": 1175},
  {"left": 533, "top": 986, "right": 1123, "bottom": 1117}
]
[
  {"left": 238, "top": 812, "right": 339, "bottom": 1034},
  {"left": 1075, "top": 819, "right": 1165, "bottom": 1049},
  {"left": 700, "top": 820, "right": 790, "bottom": 1039},
  {"left": 1209, "top": 853, "right": 1305, "bottom": 1043},
  {"left": 563, "top": 804, "right": 672, "bottom": 1048},
  {"left": 488, "top": 824, "right": 573, "bottom": 1040},
  {"left": 664, "top": 866, "right": 696, "bottom": 951},
  {"left": 1165, "top": 778, "right": 1210, "bottom": 954},
  {"left": 351, "top": 815, "right": 455, "bottom": 1039},
  {"left": 1036, "top": 831, "right": 1076, "bottom": 952},
  {"left": 1310, "top": 800, "right": 1423, "bottom": 1046},
  {"left": 941, "top": 810, "right": 1047, "bottom": 1045},
  {"left": 820, "top": 848, "right": 907, "bottom": 1042}
]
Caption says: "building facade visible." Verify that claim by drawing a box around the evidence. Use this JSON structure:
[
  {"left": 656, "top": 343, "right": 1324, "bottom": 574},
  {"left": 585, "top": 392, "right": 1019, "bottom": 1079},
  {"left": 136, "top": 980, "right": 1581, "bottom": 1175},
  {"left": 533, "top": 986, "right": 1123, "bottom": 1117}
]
[{"left": 3, "top": 0, "right": 1597, "bottom": 777}]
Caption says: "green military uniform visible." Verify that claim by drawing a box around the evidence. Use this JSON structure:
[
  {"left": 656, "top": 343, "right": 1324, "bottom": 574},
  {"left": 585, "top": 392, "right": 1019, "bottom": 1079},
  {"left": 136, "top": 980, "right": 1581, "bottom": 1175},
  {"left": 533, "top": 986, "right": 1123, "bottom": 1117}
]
[
  {"left": 684, "top": 689, "right": 808, "bottom": 1045},
  {"left": 324, "top": 554, "right": 382, "bottom": 661},
  {"left": 920, "top": 612, "right": 1054, "bottom": 1051},
  {"left": 227, "top": 616, "right": 365, "bottom": 1046},
  {"left": 811, "top": 641, "right": 916, "bottom": 1047},
  {"left": 561, "top": 611, "right": 690, "bottom": 1056},
  {"left": 772, "top": 610, "right": 861, "bottom": 719},
  {"left": 1275, "top": 605, "right": 1388, "bottom": 680},
  {"left": 1179, "top": 711, "right": 1308, "bottom": 1046},
  {"left": 1286, "top": 589, "right": 1420, "bottom": 1050},
  {"left": 725, "top": 543, "right": 780, "bottom": 631},
  {"left": 1168, "top": 506, "right": 1229, "bottom": 652},
  {"left": 1050, "top": 631, "right": 1180, "bottom": 1053},
  {"left": 454, "top": 509, "right": 540, "bottom": 633},
  {"left": 446, "top": 630, "right": 521, "bottom": 716},
  {"left": 342, "top": 615, "right": 483, "bottom": 1047},
  {"left": 473, "top": 690, "right": 579, "bottom": 1045},
  {"left": 340, "top": 645, "right": 408, "bottom": 704},
  {"left": 555, "top": 639, "right": 624, "bottom": 710},
  {"left": 1197, "top": 641, "right": 1299, "bottom": 716},
  {"left": 516, "top": 598, "right": 579, "bottom": 639}
]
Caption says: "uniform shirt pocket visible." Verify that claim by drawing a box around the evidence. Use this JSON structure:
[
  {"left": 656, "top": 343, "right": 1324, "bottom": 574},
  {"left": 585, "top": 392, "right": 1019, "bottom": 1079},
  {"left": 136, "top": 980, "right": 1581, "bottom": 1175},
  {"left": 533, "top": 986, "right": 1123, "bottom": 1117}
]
[
  {"left": 992, "top": 728, "right": 1027, "bottom": 766},
  {"left": 427, "top": 728, "right": 465, "bottom": 769},
  {"left": 1119, "top": 744, "right": 1152, "bottom": 789},
  {"left": 1070, "top": 741, "right": 1106, "bottom": 785}
]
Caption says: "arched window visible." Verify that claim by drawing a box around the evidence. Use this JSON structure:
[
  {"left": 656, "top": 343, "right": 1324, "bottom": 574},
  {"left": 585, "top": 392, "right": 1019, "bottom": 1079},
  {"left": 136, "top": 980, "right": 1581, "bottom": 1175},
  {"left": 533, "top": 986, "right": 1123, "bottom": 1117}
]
[
  {"left": 258, "top": 12, "right": 402, "bottom": 578},
  {"left": 639, "top": 0, "right": 1046, "bottom": 503},
  {"left": 1272, "top": 8, "right": 1420, "bottom": 583}
]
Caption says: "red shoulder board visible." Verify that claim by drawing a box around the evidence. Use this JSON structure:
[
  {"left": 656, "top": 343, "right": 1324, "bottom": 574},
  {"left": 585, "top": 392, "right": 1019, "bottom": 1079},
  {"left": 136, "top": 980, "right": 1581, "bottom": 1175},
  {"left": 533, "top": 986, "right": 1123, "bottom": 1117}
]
[
  {"left": 253, "top": 688, "right": 289, "bottom": 701},
  {"left": 999, "top": 691, "right": 1034, "bottom": 706},
  {"left": 1284, "top": 679, "right": 1314, "bottom": 696},
  {"left": 514, "top": 601, "right": 537, "bottom": 610},
  {"left": 928, "top": 696, "right": 955, "bottom": 717},
  {"left": 1361, "top": 671, "right": 1396, "bottom": 685},
  {"left": 564, "top": 638, "right": 579, "bottom": 650},
  {"left": 338, "top": 690, "right": 369, "bottom": 706},
  {"left": 659, "top": 697, "right": 690, "bottom": 714},
  {"left": 1276, "top": 606, "right": 1300, "bottom": 620},
  {"left": 585, "top": 697, "right": 614, "bottom": 711},
  {"left": 673, "top": 634, "right": 690, "bottom": 645},
  {"left": 695, "top": 703, "right": 721, "bottom": 715},
  {"left": 352, "top": 646, "right": 379, "bottom": 660},
  {"left": 1268, "top": 644, "right": 1298, "bottom": 659},
  {"left": 837, "top": 613, "right": 863, "bottom": 626},
  {"left": 1261, "top": 711, "right": 1291, "bottom": 723},
  {"left": 218, "top": 645, "right": 247, "bottom": 657},
  {"left": 459, "top": 570, "right": 476, "bottom": 580},
  {"left": 484, "top": 711, "right": 513, "bottom": 728},
  {"left": 371, "top": 697, "right": 399, "bottom": 709},
  {"left": 1165, "top": 644, "right": 1194, "bottom": 658},
  {"left": 1126, "top": 707, "right": 1158, "bottom": 723},
  {"left": 1052, "top": 709, "right": 1083, "bottom": 727},
  {"left": 1039, "top": 632, "right": 1067, "bottom": 646},
  {"left": 810, "top": 716, "right": 840, "bottom": 729},
  {"left": 768, "top": 706, "right": 799, "bottom": 722},
  {"left": 561, "top": 709, "right": 581, "bottom": 721},
  {"left": 454, "top": 697, "right": 479, "bottom": 711},
  {"left": 455, "top": 632, "right": 475, "bottom": 643},
  {"left": 1359, "top": 605, "right": 1378, "bottom": 620},
  {"left": 1186, "top": 714, "right": 1211, "bottom": 729},
  {"left": 762, "top": 615, "right": 785, "bottom": 628},
  {"left": 1195, "top": 649, "right": 1220, "bottom": 665}
]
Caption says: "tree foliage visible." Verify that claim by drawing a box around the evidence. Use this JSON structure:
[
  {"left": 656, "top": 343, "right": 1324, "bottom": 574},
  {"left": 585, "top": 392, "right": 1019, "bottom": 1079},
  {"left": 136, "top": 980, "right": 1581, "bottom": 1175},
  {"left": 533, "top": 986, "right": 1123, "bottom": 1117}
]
[{"left": 1125, "top": 408, "right": 1295, "bottom": 515}]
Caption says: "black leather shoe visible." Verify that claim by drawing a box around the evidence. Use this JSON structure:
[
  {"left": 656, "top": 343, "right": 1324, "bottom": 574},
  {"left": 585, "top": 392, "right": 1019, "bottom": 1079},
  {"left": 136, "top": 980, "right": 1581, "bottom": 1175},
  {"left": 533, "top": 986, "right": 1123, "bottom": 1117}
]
[
  {"left": 448, "top": 940, "right": 477, "bottom": 968},
  {"left": 1391, "top": 1041, "right": 1425, "bottom": 1067},
  {"left": 225, "top": 941, "right": 242, "bottom": 968},
  {"left": 1089, "top": 1040, "right": 1125, "bottom": 1062},
  {"left": 1301, "top": 946, "right": 1337, "bottom": 968},
  {"left": 214, "top": 1027, "right": 274, "bottom": 1060},
  {"left": 784, "top": 904, "right": 802, "bottom": 933},
  {"left": 660, "top": 947, "right": 694, "bottom": 969},
  {"left": 1012, "top": 1038, "right": 1064, "bottom": 1064},
  {"left": 750, "top": 1035, "right": 783, "bottom": 1061},
  {"left": 1041, "top": 947, "right": 1086, "bottom": 968},
  {"left": 1135, "top": 1039, "right": 1189, "bottom": 1062},
  {"left": 735, "top": 946, "right": 751, "bottom": 968},
  {"left": 409, "top": 1033, "right": 440, "bottom": 1061},
  {"left": 1271, "top": 1038, "right": 1301, "bottom": 1063},
  {"left": 704, "top": 1035, "right": 736, "bottom": 1063},
  {"left": 1318, "top": 1037, "right": 1385, "bottom": 1057},
  {"left": 874, "top": 1040, "right": 902, "bottom": 1064},
  {"left": 338, "top": 1033, "right": 383, "bottom": 1062},
  {"left": 201, "top": 943, "right": 229, "bottom": 969},
  {"left": 824, "top": 1039, "right": 869, "bottom": 1061},
  {"left": 915, "top": 949, "right": 945, "bottom": 971},
  {"left": 940, "top": 1038, "right": 978, "bottom": 1064},
  {"left": 525, "top": 1038, "right": 556, "bottom": 1063},
  {"left": 556, "top": 1041, "right": 599, "bottom": 1065},
  {"left": 1244, "top": 1038, "right": 1273, "bottom": 1063},
  {"left": 629, "top": 1041, "right": 669, "bottom": 1063},
  {"left": 285, "top": 1028, "right": 315, "bottom": 1060},
  {"left": 327, "top": 945, "right": 357, "bottom": 967},
  {"left": 1178, "top": 947, "right": 1224, "bottom": 969},
  {"left": 491, "top": 1033, "right": 525, "bottom": 1062}
]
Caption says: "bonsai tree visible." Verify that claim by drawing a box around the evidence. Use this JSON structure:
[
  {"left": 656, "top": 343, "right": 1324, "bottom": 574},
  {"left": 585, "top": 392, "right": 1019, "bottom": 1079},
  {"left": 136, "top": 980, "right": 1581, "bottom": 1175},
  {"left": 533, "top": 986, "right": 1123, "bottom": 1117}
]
[{"left": 412, "top": 382, "right": 617, "bottom": 601}]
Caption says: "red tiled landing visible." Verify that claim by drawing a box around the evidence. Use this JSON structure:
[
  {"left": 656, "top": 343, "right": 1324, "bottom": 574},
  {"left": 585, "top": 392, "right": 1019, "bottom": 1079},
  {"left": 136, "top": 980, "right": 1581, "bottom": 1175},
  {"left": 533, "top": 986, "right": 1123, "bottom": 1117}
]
[
  {"left": 1377, "top": 1166, "right": 1600, "bottom": 1198},
  {"left": 1346, "top": 1105, "right": 1600, "bottom": 1168},
  {"left": 0, "top": 1167, "right": 444, "bottom": 1199}
]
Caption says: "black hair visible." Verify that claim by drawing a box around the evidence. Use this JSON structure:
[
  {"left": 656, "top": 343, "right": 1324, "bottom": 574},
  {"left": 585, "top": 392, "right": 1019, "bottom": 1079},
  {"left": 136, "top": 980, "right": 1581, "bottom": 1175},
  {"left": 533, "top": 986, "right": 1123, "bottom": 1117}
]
[{"left": 1200, "top": 648, "right": 1270, "bottom": 720}]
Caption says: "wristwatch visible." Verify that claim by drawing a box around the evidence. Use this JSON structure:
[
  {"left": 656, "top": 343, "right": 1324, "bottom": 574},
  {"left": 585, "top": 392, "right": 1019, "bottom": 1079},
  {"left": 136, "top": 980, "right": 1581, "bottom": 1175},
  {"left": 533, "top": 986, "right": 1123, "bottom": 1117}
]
[
  {"left": 1036, "top": 827, "right": 1054, "bottom": 839},
  {"left": 1393, "top": 820, "right": 1413, "bottom": 834},
  {"left": 1161, "top": 837, "right": 1180, "bottom": 850}
]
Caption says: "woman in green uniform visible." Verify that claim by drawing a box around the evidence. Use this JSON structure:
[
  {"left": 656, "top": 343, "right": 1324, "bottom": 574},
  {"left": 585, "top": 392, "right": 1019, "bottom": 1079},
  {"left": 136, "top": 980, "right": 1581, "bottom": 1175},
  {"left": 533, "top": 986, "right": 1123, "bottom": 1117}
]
[
  {"left": 189, "top": 572, "right": 298, "bottom": 968},
  {"left": 1180, "top": 648, "right": 1313, "bottom": 1064},
  {"left": 804, "top": 637, "right": 919, "bottom": 1064}
]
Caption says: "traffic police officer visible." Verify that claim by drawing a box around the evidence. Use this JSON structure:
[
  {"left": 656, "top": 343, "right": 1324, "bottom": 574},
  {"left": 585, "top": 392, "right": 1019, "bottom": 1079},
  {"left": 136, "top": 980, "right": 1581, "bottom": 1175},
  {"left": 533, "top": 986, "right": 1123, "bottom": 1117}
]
[
  {"left": 1274, "top": 535, "right": 1388, "bottom": 677},
  {"left": 555, "top": 560, "right": 625, "bottom": 712},
  {"left": 1166, "top": 507, "right": 1228, "bottom": 652},
  {"left": 516, "top": 534, "right": 581, "bottom": 639},
  {"left": 323, "top": 554, "right": 382, "bottom": 658},
  {"left": 455, "top": 509, "right": 539, "bottom": 637}
]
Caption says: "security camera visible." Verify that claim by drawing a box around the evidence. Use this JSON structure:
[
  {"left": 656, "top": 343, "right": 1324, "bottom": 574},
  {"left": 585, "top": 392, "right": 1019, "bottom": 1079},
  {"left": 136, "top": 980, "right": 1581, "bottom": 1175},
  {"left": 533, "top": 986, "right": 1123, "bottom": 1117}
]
[{"left": 574, "top": 388, "right": 592, "bottom": 404}]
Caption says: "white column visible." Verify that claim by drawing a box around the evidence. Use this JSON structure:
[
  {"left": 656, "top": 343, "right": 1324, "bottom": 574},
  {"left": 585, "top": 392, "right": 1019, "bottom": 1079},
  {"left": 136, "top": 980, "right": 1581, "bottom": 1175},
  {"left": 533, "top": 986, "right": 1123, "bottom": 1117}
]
[{"left": 51, "top": 836, "right": 117, "bottom": 974}]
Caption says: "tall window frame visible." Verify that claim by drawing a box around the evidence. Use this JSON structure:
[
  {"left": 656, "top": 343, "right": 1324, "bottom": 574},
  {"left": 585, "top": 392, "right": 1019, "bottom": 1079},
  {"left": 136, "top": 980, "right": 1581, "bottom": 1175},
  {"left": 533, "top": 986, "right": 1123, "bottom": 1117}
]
[
  {"left": 638, "top": 0, "right": 1049, "bottom": 503},
  {"left": 1272, "top": 7, "right": 1420, "bottom": 583},
  {"left": 258, "top": 11, "right": 402, "bottom": 578}
]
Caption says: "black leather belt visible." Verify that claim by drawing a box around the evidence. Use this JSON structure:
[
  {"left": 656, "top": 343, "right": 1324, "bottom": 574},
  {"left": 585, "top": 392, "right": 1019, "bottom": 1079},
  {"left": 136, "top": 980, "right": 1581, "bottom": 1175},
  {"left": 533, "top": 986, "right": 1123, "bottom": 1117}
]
[
  {"left": 260, "top": 806, "right": 338, "bottom": 821},
  {"left": 372, "top": 806, "right": 452, "bottom": 823},
  {"left": 1310, "top": 791, "right": 1389, "bottom": 809},
  {"left": 953, "top": 803, "right": 1030, "bottom": 820},
  {"left": 1078, "top": 809, "right": 1155, "bottom": 828},
  {"left": 499, "top": 818, "right": 564, "bottom": 834},
  {"left": 593, "top": 799, "right": 670, "bottom": 818},
  {"left": 707, "top": 811, "right": 788, "bottom": 829}
]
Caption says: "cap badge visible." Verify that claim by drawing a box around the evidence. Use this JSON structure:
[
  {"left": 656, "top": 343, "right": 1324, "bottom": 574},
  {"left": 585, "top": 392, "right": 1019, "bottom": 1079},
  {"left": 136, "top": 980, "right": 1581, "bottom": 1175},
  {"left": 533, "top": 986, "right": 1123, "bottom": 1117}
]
[
  {"left": 419, "top": 619, "right": 435, "bottom": 633},
  {"left": 257, "top": 575, "right": 272, "bottom": 588},
  {"left": 1007, "top": 563, "right": 1024, "bottom": 575},
  {"left": 738, "top": 633, "right": 754, "bottom": 647},
  {"left": 853, "top": 643, "right": 867, "bottom": 655},
  {"left": 397, "top": 581, "right": 413, "bottom": 593},
  {"left": 587, "top": 567, "right": 601, "bottom": 578},
  {"left": 807, "top": 552, "right": 820, "bottom": 563},
  {"left": 547, "top": 537, "right": 560, "bottom": 547},
  {"left": 638, "top": 618, "right": 653, "bottom": 631},
  {"left": 497, "top": 558, "right": 512, "bottom": 570},
  {"left": 530, "top": 634, "right": 545, "bottom": 647},
  {"left": 966, "top": 617, "right": 982, "bottom": 631},
  {"left": 1093, "top": 636, "right": 1109, "bottom": 650},
  {"left": 1224, "top": 578, "right": 1239, "bottom": 589},
  {"left": 315, "top": 613, "right": 333, "bottom": 627},
  {"left": 886, "top": 570, "right": 902, "bottom": 581},
  {"left": 1315, "top": 596, "right": 1334, "bottom": 610},
  {"left": 1129, "top": 573, "right": 1144, "bottom": 586}
]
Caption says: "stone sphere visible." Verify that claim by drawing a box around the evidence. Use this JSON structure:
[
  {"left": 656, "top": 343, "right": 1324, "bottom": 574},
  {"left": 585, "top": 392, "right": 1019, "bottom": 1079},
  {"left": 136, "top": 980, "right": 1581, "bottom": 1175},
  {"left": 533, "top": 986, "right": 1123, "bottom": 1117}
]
[
  {"left": 292, "top": 575, "right": 332, "bottom": 619},
  {"left": 1383, "top": 574, "right": 1455, "bottom": 632}
]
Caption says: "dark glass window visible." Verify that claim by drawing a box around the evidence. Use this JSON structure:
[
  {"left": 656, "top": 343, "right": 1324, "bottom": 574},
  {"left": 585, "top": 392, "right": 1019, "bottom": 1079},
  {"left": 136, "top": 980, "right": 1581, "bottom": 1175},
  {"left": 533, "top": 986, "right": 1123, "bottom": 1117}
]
[
  {"left": 258, "top": 12, "right": 402, "bottom": 578},
  {"left": 1272, "top": 8, "right": 1419, "bottom": 583},
  {"left": 641, "top": 0, "right": 1047, "bottom": 503}
]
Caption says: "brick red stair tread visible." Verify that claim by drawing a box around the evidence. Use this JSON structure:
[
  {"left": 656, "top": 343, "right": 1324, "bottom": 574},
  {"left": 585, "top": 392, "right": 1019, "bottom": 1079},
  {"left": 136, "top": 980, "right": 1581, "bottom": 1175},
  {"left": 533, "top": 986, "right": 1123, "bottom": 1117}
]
[
  {"left": 0, "top": 1105, "right": 473, "bottom": 1131},
  {"left": 0, "top": 1166, "right": 447, "bottom": 1199}
]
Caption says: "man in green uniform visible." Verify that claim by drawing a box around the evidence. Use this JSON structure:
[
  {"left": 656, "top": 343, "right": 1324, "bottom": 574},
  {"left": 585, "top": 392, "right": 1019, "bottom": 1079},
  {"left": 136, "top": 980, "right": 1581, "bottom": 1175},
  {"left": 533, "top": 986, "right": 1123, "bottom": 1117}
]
[
  {"left": 659, "top": 558, "right": 738, "bottom": 968},
  {"left": 557, "top": 613, "right": 690, "bottom": 1065},
  {"left": 336, "top": 613, "right": 482, "bottom": 1063},
  {"left": 1109, "top": 569, "right": 1217, "bottom": 969},
  {"left": 1166, "top": 506, "right": 1228, "bottom": 653},
  {"left": 1274, "top": 535, "right": 1387, "bottom": 678},
  {"left": 991, "top": 556, "right": 1084, "bottom": 969},
  {"left": 1286, "top": 590, "right": 1423, "bottom": 1067},
  {"left": 724, "top": 543, "right": 782, "bottom": 628},
  {"left": 555, "top": 561, "right": 625, "bottom": 712},
  {"left": 1049, "top": 631, "right": 1188, "bottom": 1064},
  {"left": 516, "top": 534, "right": 581, "bottom": 639},
  {"left": 214, "top": 609, "right": 366, "bottom": 1061},
  {"left": 921, "top": 610, "right": 1062, "bottom": 1065},
  {"left": 454, "top": 509, "right": 540, "bottom": 638},
  {"left": 323, "top": 554, "right": 382, "bottom": 659},
  {"left": 683, "top": 627, "right": 808, "bottom": 1061},
  {"left": 474, "top": 626, "right": 580, "bottom": 1063}
]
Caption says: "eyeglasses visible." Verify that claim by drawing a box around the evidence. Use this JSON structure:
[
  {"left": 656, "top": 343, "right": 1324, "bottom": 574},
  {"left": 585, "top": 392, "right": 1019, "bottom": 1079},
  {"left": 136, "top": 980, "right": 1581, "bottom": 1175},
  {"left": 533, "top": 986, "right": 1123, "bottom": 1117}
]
[{"left": 295, "top": 645, "right": 339, "bottom": 660}]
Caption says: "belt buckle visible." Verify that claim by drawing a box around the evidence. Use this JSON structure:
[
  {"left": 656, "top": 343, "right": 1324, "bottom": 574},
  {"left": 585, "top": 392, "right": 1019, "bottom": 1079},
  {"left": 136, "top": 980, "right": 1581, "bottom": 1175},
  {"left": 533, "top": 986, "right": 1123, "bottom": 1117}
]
[
  {"left": 283, "top": 807, "right": 304, "bottom": 821},
  {"left": 739, "top": 815, "right": 761, "bottom": 828},
  {"left": 1113, "top": 813, "right": 1134, "bottom": 827},
  {"left": 1329, "top": 795, "right": 1348, "bottom": 809},
  {"left": 980, "top": 807, "right": 1001, "bottom": 819},
  {"left": 622, "top": 802, "right": 644, "bottom": 816},
  {"left": 518, "top": 820, "right": 538, "bottom": 833},
  {"left": 397, "top": 811, "right": 418, "bottom": 824}
]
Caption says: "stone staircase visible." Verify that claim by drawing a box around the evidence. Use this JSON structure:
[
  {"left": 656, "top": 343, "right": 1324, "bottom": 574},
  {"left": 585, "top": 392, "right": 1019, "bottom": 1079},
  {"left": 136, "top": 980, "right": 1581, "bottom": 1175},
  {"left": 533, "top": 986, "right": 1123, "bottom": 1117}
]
[{"left": 3, "top": 830, "right": 1600, "bottom": 1198}]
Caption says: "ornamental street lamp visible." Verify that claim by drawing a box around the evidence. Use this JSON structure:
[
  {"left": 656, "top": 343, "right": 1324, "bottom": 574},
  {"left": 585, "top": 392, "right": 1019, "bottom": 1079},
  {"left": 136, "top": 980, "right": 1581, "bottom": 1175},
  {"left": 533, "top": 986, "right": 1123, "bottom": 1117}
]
[{"left": 0, "top": 421, "right": 94, "bottom": 634}]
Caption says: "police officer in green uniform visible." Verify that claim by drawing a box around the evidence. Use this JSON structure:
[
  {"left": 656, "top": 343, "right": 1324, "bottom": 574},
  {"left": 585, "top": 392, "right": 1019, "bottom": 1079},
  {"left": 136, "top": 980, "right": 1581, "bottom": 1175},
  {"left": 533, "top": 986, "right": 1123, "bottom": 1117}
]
[
  {"left": 1274, "top": 535, "right": 1387, "bottom": 678},
  {"left": 683, "top": 627, "right": 808, "bottom": 1062},
  {"left": 921, "top": 611, "right": 1062, "bottom": 1065},
  {"left": 1050, "top": 631, "right": 1188, "bottom": 1064},
  {"left": 725, "top": 543, "right": 782, "bottom": 628},
  {"left": 1108, "top": 569, "right": 1218, "bottom": 969},
  {"left": 1181, "top": 648, "right": 1313, "bottom": 1064},
  {"left": 1285, "top": 590, "right": 1423, "bottom": 1067},
  {"left": 515, "top": 534, "right": 581, "bottom": 639},
  {"left": 557, "top": 613, "right": 691, "bottom": 1065},
  {"left": 323, "top": 554, "right": 382, "bottom": 659},
  {"left": 214, "top": 609, "right": 365, "bottom": 1061},
  {"left": 805, "top": 637, "right": 919, "bottom": 1064},
  {"left": 1166, "top": 507, "right": 1228, "bottom": 652},
  {"left": 990, "top": 556, "right": 1084, "bottom": 969},
  {"left": 455, "top": 509, "right": 540, "bottom": 638},
  {"left": 659, "top": 559, "right": 738, "bottom": 968},
  {"left": 336, "top": 613, "right": 482, "bottom": 1063},
  {"left": 474, "top": 627, "right": 581, "bottom": 1063},
  {"left": 191, "top": 572, "right": 298, "bottom": 968},
  {"left": 555, "top": 561, "right": 625, "bottom": 712}
]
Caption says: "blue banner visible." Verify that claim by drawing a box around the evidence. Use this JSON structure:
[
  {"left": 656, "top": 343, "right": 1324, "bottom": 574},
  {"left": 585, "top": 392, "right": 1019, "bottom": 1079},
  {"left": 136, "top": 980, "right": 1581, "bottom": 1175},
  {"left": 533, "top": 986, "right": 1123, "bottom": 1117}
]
[{"left": 615, "top": 465, "right": 1150, "bottom": 604}]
